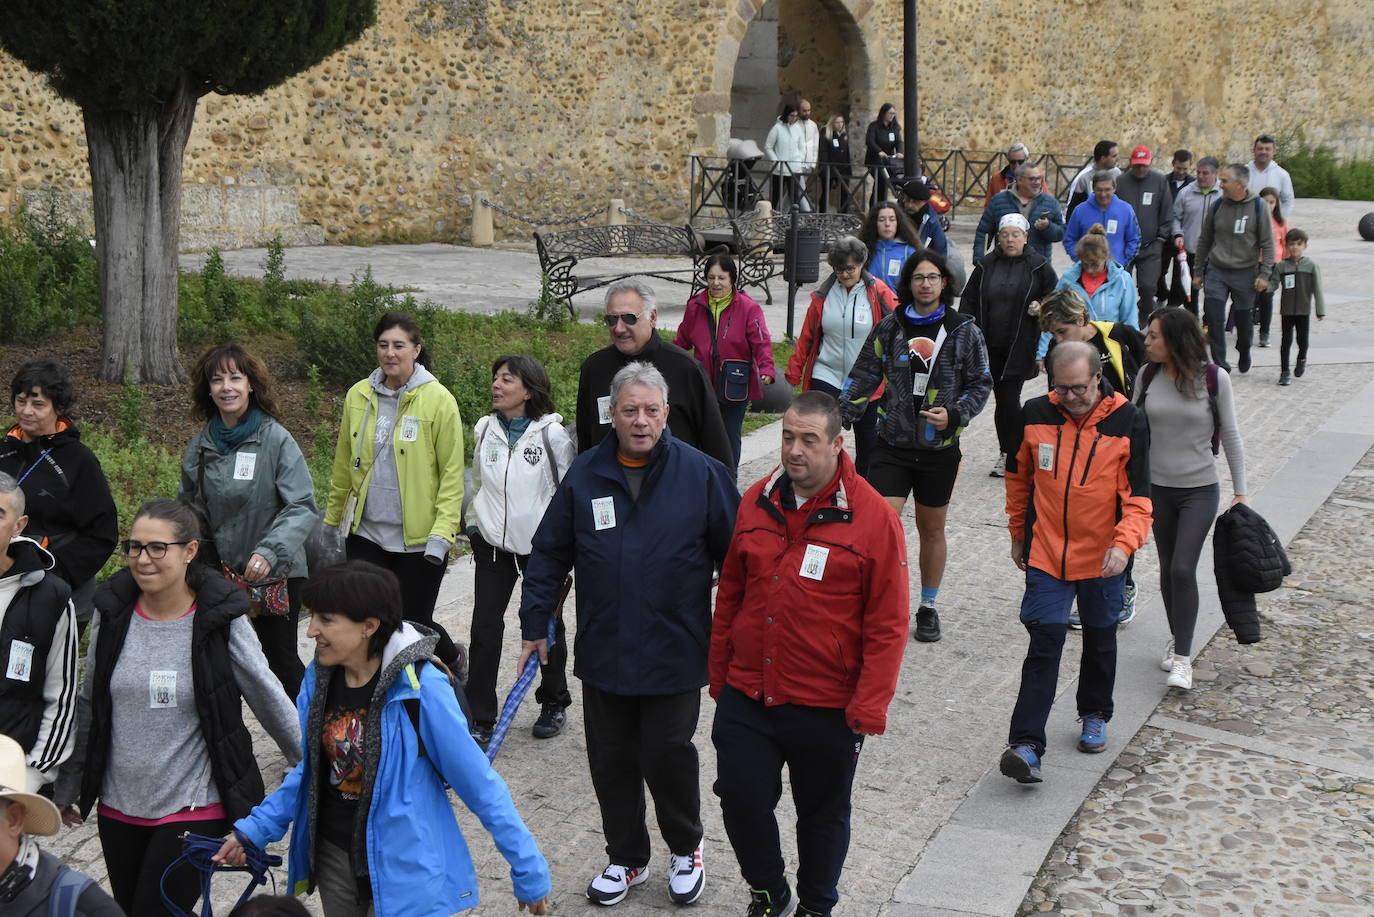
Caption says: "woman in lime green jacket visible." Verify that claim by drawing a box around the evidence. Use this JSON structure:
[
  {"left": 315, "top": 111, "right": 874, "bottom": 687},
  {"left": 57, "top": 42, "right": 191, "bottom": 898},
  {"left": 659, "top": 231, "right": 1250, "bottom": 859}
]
[{"left": 324, "top": 312, "right": 465, "bottom": 666}]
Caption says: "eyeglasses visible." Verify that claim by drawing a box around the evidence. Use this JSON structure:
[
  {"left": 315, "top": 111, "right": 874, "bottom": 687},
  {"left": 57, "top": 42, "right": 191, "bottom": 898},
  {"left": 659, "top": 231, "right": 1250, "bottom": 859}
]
[
  {"left": 911, "top": 273, "right": 943, "bottom": 284},
  {"left": 1051, "top": 375, "right": 1100, "bottom": 397},
  {"left": 120, "top": 540, "right": 192, "bottom": 560},
  {"left": 835, "top": 264, "right": 862, "bottom": 275},
  {"left": 602, "top": 311, "right": 644, "bottom": 328}
]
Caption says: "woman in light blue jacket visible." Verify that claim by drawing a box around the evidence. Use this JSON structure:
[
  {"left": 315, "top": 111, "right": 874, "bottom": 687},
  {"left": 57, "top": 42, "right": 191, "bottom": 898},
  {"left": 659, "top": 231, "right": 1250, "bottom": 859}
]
[
  {"left": 215, "top": 562, "right": 551, "bottom": 917},
  {"left": 1037, "top": 225, "right": 1138, "bottom": 361}
]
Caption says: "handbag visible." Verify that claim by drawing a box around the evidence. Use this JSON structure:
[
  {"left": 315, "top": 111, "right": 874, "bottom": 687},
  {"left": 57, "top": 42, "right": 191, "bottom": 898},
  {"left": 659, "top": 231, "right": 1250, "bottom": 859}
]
[
  {"left": 221, "top": 563, "right": 290, "bottom": 617},
  {"left": 706, "top": 305, "right": 754, "bottom": 403}
]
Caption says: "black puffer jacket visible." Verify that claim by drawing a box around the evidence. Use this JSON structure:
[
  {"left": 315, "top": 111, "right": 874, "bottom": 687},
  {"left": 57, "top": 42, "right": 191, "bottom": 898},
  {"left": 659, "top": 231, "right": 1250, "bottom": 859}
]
[{"left": 1212, "top": 503, "right": 1290, "bottom": 644}]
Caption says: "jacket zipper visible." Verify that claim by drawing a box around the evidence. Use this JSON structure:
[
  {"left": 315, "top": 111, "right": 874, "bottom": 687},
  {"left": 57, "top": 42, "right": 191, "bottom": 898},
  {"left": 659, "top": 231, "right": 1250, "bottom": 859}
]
[
  {"left": 1079, "top": 433, "right": 1102, "bottom": 486},
  {"left": 1059, "top": 423, "right": 1082, "bottom": 579},
  {"left": 499, "top": 427, "right": 513, "bottom": 553}
]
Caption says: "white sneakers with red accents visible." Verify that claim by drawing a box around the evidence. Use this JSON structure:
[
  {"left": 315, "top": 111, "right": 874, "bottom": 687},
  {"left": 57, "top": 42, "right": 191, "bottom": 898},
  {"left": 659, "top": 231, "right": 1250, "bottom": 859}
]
[
  {"left": 587, "top": 863, "right": 649, "bottom": 906},
  {"left": 668, "top": 845, "right": 705, "bottom": 904}
]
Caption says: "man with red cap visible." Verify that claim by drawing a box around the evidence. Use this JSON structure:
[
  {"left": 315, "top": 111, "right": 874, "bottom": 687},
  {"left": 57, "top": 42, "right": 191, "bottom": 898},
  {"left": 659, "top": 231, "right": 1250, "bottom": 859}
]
[{"left": 1115, "top": 145, "right": 1175, "bottom": 324}]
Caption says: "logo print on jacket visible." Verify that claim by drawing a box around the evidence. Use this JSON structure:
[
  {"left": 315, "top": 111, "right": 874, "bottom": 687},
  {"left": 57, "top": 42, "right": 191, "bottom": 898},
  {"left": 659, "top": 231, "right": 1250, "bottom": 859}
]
[{"left": 522, "top": 445, "right": 544, "bottom": 467}]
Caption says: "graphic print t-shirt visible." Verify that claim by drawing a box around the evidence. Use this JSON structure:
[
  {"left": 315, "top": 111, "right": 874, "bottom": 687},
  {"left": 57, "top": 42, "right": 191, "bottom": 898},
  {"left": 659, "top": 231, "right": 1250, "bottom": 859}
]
[
  {"left": 317, "top": 666, "right": 381, "bottom": 850},
  {"left": 900, "top": 312, "right": 940, "bottom": 412}
]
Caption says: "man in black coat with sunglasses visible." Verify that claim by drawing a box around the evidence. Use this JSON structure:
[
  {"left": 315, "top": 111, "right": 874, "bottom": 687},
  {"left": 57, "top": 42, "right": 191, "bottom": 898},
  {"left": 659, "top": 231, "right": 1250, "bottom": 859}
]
[{"left": 575, "top": 279, "right": 734, "bottom": 468}]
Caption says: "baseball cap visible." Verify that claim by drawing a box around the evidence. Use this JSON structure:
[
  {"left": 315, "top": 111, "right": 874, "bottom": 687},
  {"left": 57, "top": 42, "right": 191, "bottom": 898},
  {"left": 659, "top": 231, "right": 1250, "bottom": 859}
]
[
  {"left": 1130, "top": 146, "right": 1152, "bottom": 165},
  {"left": 899, "top": 179, "right": 931, "bottom": 202}
]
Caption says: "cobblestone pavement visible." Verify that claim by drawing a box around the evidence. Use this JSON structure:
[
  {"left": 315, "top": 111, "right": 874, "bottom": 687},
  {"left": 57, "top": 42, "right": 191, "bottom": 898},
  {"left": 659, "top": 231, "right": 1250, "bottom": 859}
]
[
  {"left": 43, "top": 198, "right": 1373, "bottom": 914},
  {"left": 1019, "top": 448, "right": 1374, "bottom": 916}
]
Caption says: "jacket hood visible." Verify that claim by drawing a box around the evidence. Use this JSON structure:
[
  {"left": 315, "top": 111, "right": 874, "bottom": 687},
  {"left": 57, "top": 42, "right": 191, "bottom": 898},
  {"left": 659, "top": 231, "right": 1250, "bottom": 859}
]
[
  {"left": 367, "top": 362, "right": 438, "bottom": 396},
  {"left": 0, "top": 534, "right": 56, "bottom": 586},
  {"left": 373, "top": 621, "right": 441, "bottom": 694}
]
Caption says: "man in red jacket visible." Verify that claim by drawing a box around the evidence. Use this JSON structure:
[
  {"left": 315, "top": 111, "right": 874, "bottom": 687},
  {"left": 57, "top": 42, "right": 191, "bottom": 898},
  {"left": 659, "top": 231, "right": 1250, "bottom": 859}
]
[{"left": 709, "top": 392, "right": 908, "bottom": 917}]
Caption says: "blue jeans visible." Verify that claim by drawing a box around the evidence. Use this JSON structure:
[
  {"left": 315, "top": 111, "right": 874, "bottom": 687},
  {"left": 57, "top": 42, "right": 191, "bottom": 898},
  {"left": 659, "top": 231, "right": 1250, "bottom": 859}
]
[
  {"left": 1202, "top": 265, "right": 1257, "bottom": 370},
  {"left": 1007, "top": 567, "right": 1122, "bottom": 757}
]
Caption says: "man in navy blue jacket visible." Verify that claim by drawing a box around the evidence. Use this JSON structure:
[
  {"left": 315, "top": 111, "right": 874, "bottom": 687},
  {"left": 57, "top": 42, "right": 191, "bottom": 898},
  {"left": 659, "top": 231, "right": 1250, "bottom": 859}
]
[{"left": 519, "top": 361, "right": 739, "bottom": 909}]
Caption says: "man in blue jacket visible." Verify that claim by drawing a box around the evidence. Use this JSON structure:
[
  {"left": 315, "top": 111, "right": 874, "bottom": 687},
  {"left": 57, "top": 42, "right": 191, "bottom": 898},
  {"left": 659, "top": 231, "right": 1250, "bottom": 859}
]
[
  {"left": 1063, "top": 172, "right": 1140, "bottom": 268},
  {"left": 974, "top": 162, "right": 1065, "bottom": 263},
  {"left": 519, "top": 361, "right": 739, "bottom": 909}
]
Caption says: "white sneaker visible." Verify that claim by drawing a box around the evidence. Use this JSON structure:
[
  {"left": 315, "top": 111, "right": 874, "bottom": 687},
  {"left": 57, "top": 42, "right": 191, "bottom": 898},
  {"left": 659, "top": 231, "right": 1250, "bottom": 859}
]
[
  {"left": 587, "top": 863, "right": 649, "bottom": 906},
  {"left": 667, "top": 845, "right": 704, "bottom": 904},
  {"left": 1167, "top": 656, "right": 1193, "bottom": 689},
  {"left": 1160, "top": 638, "right": 1175, "bottom": 672}
]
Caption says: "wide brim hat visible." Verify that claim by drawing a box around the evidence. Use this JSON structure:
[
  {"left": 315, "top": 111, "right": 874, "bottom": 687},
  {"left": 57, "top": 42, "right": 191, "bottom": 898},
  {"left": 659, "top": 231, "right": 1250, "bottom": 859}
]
[{"left": 0, "top": 734, "right": 61, "bottom": 836}]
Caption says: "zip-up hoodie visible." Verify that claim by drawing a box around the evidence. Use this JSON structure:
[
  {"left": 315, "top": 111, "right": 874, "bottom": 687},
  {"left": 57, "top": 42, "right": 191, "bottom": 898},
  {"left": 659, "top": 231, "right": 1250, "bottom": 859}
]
[
  {"left": 868, "top": 238, "right": 921, "bottom": 294},
  {"left": 1268, "top": 256, "right": 1325, "bottom": 317},
  {"left": 1171, "top": 180, "right": 1224, "bottom": 252},
  {"left": 469, "top": 412, "right": 577, "bottom": 556},
  {"left": 959, "top": 246, "right": 1057, "bottom": 380},
  {"left": 786, "top": 272, "right": 897, "bottom": 393},
  {"left": 325, "top": 365, "right": 465, "bottom": 556},
  {"left": 234, "top": 623, "right": 551, "bottom": 916}
]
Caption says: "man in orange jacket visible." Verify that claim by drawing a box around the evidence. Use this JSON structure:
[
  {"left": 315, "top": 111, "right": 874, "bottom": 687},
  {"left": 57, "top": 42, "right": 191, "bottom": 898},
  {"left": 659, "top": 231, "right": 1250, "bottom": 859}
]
[
  {"left": 709, "top": 391, "right": 908, "bottom": 917},
  {"left": 1000, "top": 341, "right": 1152, "bottom": 784}
]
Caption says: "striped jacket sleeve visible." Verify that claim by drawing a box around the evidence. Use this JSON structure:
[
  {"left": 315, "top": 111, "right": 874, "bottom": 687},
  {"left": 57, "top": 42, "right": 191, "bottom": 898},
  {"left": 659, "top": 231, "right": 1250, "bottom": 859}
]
[{"left": 26, "top": 598, "right": 78, "bottom": 790}]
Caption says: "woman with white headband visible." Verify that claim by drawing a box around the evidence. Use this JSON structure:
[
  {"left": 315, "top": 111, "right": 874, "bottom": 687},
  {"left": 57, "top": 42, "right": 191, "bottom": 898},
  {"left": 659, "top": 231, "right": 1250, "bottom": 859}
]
[{"left": 958, "top": 212, "right": 1058, "bottom": 477}]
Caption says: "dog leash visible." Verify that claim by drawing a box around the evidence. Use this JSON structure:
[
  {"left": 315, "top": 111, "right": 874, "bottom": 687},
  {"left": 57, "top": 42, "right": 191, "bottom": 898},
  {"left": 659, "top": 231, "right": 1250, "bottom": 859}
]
[{"left": 160, "top": 832, "right": 282, "bottom": 917}]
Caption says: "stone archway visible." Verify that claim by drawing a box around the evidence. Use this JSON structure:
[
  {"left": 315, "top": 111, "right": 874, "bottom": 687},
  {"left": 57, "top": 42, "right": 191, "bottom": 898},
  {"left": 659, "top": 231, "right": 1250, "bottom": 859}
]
[{"left": 696, "top": 0, "right": 881, "bottom": 156}]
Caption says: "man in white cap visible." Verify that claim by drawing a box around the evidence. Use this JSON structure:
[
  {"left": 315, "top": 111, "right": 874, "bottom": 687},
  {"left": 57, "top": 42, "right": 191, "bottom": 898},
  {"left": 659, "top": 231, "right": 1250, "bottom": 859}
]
[{"left": 1, "top": 734, "right": 122, "bottom": 915}]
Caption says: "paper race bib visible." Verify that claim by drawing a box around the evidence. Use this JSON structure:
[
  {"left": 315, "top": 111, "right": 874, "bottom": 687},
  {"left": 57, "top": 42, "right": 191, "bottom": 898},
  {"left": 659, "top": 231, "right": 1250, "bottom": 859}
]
[
  {"left": 832, "top": 138, "right": 839, "bottom": 147},
  {"left": 1038, "top": 443, "right": 1055, "bottom": 471},
  {"left": 398, "top": 415, "right": 419, "bottom": 443},
  {"left": 597, "top": 395, "right": 612, "bottom": 425},
  {"left": 1106, "top": 219, "right": 1119, "bottom": 235},
  {"left": 1283, "top": 274, "right": 1296, "bottom": 289},
  {"left": 150, "top": 671, "right": 178, "bottom": 708},
  {"left": 854, "top": 306, "right": 870, "bottom": 326},
  {"left": 800, "top": 544, "right": 829, "bottom": 581},
  {"left": 485, "top": 442, "right": 503, "bottom": 465},
  {"left": 592, "top": 497, "right": 616, "bottom": 531},
  {"left": 6, "top": 640, "right": 34, "bottom": 682},
  {"left": 888, "top": 258, "right": 902, "bottom": 279},
  {"left": 233, "top": 452, "right": 256, "bottom": 481},
  {"left": 887, "top": 132, "right": 895, "bottom": 143},
  {"left": 1233, "top": 216, "right": 1249, "bottom": 234},
  {"left": 911, "top": 372, "right": 931, "bottom": 397},
  {"left": 1141, "top": 192, "right": 1153, "bottom": 206}
]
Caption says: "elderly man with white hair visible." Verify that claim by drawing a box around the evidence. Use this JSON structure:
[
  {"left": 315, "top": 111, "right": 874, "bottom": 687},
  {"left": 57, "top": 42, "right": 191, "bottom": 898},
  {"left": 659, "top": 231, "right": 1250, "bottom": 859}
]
[
  {"left": 520, "top": 362, "right": 739, "bottom": 908},
  {"left": 974, "top": 161, "right": 1065, "bottom": 263},
  {"left": 575, "top": 279, "right": 734, "bottom": 467},
  {"left": 0, "top": 734, "right": 122, "bottom": 915},
  {"left": 984, "top": 141, "right": 1030, "bottom": 206}
]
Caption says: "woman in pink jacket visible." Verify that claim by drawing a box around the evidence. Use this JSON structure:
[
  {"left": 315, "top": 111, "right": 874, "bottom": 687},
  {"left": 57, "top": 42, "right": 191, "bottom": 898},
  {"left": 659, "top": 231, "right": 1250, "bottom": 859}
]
[{"left": 674, "top": 253, "right": 776, "bottom": 472}]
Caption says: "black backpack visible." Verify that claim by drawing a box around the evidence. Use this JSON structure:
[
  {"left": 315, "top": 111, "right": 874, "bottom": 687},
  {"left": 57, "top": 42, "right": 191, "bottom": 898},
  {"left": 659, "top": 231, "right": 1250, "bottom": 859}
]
[{"left": 1136, "top": 362, "right": 1222, "bottom": 455}]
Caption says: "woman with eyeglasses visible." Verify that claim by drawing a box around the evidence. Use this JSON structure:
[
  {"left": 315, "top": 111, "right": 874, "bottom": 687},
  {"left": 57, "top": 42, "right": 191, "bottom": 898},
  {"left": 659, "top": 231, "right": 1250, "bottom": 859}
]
[
  {"left": 784, "top": 235, "right": 898, "bottom": 477},
  {"left": 323, "top": 311, "right": 465, "bottom": 671},
  {"left": 673, "top": 253, "right": 776, "bottom": 472},
  {"left": 53, "top": 499, "right": 300, "bottom": 916},
  {"left": 1136, "top": 308, "right": 1248, "bottom": 692},
  {"left": 179, "top": 343, "right": 317, "bottom": 700}
]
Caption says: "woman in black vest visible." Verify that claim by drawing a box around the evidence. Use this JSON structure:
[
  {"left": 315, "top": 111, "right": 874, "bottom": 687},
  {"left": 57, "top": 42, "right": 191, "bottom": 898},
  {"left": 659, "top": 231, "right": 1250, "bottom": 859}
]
[{"left": 54, "top": 500, "right": 300, "bottom": 916}]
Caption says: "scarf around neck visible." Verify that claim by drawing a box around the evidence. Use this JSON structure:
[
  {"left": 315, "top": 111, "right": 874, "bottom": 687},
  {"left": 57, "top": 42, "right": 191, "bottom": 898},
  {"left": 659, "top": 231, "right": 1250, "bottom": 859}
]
[{"left": 208, "top": 406, "right": 264, "bottom": 454}]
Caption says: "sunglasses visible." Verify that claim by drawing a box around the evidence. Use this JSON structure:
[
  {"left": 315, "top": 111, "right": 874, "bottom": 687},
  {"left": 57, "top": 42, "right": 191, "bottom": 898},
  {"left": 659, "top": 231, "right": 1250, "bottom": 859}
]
[{"left": 602, "top": 312, "right": 644, "bottom": 328}]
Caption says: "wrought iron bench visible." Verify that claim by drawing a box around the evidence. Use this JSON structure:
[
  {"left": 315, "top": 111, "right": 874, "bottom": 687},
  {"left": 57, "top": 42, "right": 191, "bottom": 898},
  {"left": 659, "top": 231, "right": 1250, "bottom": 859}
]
[
  {"left": 534, "top": 223, "right": 703, "bottom": 316},
  {"left": 726, "top": 212, "right": 862, "bottom": 303}
]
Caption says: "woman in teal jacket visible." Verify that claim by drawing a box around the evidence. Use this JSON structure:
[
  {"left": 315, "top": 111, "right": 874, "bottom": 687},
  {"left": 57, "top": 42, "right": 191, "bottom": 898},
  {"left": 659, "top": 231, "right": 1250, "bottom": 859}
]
[
  {"left": 1037, "top": 225, "right": 1138, "bottom": 360},
  {"left": 216, "top": 562, "right": 551, "bottom": 917},
  {"left": 181, "top": 343, "right": 318, "bottom": 699}
]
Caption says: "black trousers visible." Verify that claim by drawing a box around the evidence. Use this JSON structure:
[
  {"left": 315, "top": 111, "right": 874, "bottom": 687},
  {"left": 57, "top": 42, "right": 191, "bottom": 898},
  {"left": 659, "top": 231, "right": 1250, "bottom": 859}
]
[
  {"left": 467, "top": 532, "right": 571, "bottom": 727},
  {"left": 99, "top": 813, "right": 230, "bottom": 916},
  {"left": 986, "top": 347, "right": 1027, "bottom": 457},
  {"left": 1130, "top": 241, "right": 1164, "bottom": 326},
  {"left": 582, "top": 683, "right": 702, "bottom": 867},
  {"left": 1280, "top": 314, "right": 1311, "bottom": 371},
  {"left": 810, "top": 379, "right": 877, "bottom": 478},
  {"left": 345, "top": 534, "right": 460, "bottom": 666},
  {"left": 250, "top": 575, "right": 307, "bottom": 701},
  {"left": 712, "top": 687, "right": 863, "bottom": 915}
]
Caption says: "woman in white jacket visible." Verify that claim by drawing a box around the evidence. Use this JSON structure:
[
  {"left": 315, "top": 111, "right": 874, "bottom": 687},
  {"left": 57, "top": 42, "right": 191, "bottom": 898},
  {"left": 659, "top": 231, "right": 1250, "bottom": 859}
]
[
  {"left": 466, "top": 356, "right": 577, "bottom": 747},
  {"left": 765, "top": 102, "right": 811, "bottom": 212}
]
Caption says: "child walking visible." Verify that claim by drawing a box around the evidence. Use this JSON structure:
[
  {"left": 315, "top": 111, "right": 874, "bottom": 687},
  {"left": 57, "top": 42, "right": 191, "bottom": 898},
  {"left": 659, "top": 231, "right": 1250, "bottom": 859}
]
[{"left": 1268, "top": 227, "right": 1324, "bottom": 386}]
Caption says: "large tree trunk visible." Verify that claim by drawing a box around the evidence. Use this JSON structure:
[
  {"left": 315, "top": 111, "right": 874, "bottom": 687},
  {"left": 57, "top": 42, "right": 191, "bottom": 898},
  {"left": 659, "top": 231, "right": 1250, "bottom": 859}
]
[{"left": 86, "top": 75, "right": 200, "bottom": 384}]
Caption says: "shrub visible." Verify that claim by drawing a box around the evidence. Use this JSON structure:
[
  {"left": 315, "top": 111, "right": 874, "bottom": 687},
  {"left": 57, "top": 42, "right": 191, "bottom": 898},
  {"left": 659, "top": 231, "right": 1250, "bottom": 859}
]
[
  {"left": 82, "top": 427, "right": 182, "bottom": 582},
  {"left": 1278, "top": 134, "right": 1374, "bottom": 201},
  {"left": 0, "top": 199, "right": 98, "bottom": 341}
]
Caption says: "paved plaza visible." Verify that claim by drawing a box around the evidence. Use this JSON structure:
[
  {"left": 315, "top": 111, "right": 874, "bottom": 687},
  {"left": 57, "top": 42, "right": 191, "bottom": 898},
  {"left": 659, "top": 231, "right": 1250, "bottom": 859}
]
[{"left": 59, "top": 196, "right": 1364, "bottom": 915}]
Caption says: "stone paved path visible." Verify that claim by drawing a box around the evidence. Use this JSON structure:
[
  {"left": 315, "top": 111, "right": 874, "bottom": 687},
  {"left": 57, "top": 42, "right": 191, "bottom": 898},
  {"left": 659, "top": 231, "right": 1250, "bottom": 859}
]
[{"left": 40, "top": 197, "right": 1372, "bottom": 915}]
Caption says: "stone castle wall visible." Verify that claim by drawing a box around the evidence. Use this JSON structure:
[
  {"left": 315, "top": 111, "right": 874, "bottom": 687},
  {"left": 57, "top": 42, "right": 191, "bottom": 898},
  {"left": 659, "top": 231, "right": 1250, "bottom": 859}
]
[{"left": 1, "top": 0, "right": 1370, "bottom": 248}]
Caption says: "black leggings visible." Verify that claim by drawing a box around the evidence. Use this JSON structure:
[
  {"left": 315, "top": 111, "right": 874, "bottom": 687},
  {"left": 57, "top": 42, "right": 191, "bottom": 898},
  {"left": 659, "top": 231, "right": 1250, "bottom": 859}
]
[
  {"left": 345, "top": 534, "right": 460, "bottom": 666},
  {"left": 1151, "top": 482, "right": 1220, "bottom": 656},
  {"left": 250, "top": 576, "right": 307, "bottom": 702},
  {"left": 986, "top": 348, "right": 1026, "bottom": 457},
  {"left": 1280, "top": 315, "right": 1310, "bottom": 372},
  {"left": 99, "top": 813, "right": 230, "bottom": 916}
]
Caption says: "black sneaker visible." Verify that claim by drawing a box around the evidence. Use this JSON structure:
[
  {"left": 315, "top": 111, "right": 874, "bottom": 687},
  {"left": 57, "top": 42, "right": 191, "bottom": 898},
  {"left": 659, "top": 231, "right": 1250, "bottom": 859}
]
[
  {"left": 1279, "top": 371, "right": 1291, "bottom": 386},
  {"left": 532, "top": 703, "right": 566, "bottom": 739},
  {"left": 1295, "top": 358, "right": 1306, "bottom": 378},
  {"left": 914, "top": 605, "right": 942, "bottom": 642},
  {"left": 1237, "top": 350, "right": 1251, "bottom": 374},
  {"left": 470, "top": 723, "right": 493, "bottom": 748},
  {"left": 795, "top": 907, "right": 825, "bottom": 917},
  {"left": 745, "top": 886, "right": 796, "bottom": 917},
  {"left": 1259, "top": 333, "right": 1270, "bottom": 348}
]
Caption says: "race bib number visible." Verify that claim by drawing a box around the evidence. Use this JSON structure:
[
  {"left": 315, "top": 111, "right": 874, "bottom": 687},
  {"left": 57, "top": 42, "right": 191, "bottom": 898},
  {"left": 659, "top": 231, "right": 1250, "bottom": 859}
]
[
  {"left": 150, "top": 671, "right": 178, "bottom": 708},
  {"left": 831, "top": 138, "right": 839, "bottom": 147},
  {"left": 1283, "top": 274, "right": 1295, "bottom": 289},
  {"left": 888, "top": 258, "right": 902, "bottom": 279},
  {"left": 485, "top": 442, "right": 503, "bottom": 465},
  {"left": 1233, "top": 216, "right": 1249, "bottom": 234},
  {"left": 1106, "top": 219, "right": 1119, "bottom": 235},
  {"left": 398, "top": 415, "right": 419, "bottom": 443},
  {"left": 911, "top": 372, "right": 931, "bottom": 397},
  {"left": 854, "top": 306, "right": 870, "bottom": 326},
  {"left": 887, "top": 132, "right": 895, "bottom": 143},
  {"left": 6, "top": 640, "right": 34, "bottom": 682},
  {"left": 233, "top": 452, "right": 256, "bottom": 481},
  {"left": 597, "top": 395, "right": 612, "bottom": 425},
  {"left": 1141, "top": 192, "right": 1153, "bottom": 205},
  {"left": 592, "top": 497, "right": 616, "bottom": 531},
  {"left": 800, "top": 544, "right": 829, "bottom": 581},
  {"left": 1038, "top": 443, "right": 1055, "bottom": 471}
]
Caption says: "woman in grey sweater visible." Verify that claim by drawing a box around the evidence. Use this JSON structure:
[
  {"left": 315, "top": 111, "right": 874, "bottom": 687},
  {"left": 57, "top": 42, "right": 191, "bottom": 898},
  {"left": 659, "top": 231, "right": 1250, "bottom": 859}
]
[{"left": 1136, "top": 309, "right": 1248, "bottom": 691}]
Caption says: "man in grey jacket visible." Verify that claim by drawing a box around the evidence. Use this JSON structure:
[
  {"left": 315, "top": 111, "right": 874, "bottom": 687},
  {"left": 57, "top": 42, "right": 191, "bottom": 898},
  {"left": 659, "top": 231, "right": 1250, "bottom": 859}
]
[
  {"left": 1115, "top": 146, "right": 1174, "bottom": 324},
  {"left": 1194, "top": 163, "right": 1275, "bottom": 373},
  {"left": 1170, "top": 157, "right": 1223, "bottom": 315}
]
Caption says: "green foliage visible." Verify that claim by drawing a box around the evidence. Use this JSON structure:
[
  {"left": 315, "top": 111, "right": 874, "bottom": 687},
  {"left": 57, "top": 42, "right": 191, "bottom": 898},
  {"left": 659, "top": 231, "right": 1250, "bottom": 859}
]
[
  {"left": 1278, "top": 134, "right": 1374, "bottom": 201},
  {"left": 0, "top": 200, "right": 98, "bottom": 341},
  {"left": 114, "top": 364, "right": 148, "bottom": 444},
  {"left": 261, "top": 233, "right": 288, "bottom": 315},
  {"left": 81, "top": 428, "right": 181, "bottom": 582},
  {"left": 526, "top": 273, "right": 569, "bottom": 327},
  {"left": 304, "top": 363, "right": 325, "bottom": 417},
  {"left": 202, "top": 248, "right": 241, "bottom": 336},
  {"left": 307, "top": 421, "right": 339, "bottom": 505},
  {"left": 294, "top": 267, "right": 438, "bottom": 385},
  {"left": 0, "top": 1, "right": 378, "bottom": 112}
]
